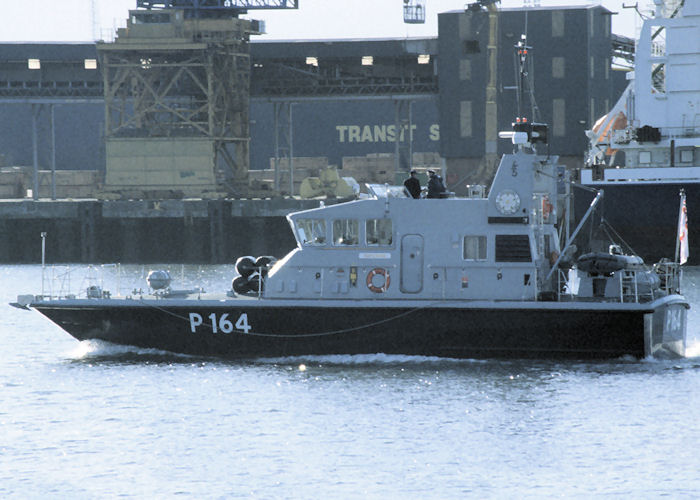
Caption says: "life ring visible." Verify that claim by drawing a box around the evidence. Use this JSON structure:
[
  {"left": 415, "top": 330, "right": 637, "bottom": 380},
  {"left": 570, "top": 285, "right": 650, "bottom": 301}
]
[
  {"left": 366, "top": 268, "right": 390, "bottom": 293},
  {"left": 542, "top": 198, "right": 553, "bottom": 221}
]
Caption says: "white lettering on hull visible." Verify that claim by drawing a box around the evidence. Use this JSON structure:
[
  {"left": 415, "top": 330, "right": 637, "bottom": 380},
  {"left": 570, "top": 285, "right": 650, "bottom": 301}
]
[{"left": 189, "top": 312, "right": 251, "bottom": 334}]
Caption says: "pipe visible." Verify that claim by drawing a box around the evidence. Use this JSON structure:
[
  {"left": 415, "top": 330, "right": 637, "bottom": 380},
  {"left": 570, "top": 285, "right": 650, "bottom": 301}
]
[{"left": 545, "top": 190, "right": 603, "bottom": 281}]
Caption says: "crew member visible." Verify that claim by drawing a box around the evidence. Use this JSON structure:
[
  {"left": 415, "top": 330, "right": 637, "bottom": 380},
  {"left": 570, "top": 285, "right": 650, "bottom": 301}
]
[
  {"left": 427, "top": 169, "right": 446, "bottom": 198},
  {"left": 403, "top": 170, "right": 421, "bottom": 199}
]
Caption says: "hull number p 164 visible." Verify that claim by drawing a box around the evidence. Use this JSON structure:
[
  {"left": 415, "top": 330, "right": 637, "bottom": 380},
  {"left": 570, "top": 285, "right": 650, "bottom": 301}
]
[{"left": 189, "top": 313, "right": 251, "bottom": 334}]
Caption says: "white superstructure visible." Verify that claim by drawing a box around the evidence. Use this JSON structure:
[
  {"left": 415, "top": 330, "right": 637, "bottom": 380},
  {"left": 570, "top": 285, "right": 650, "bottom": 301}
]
[{"left": 582, "top": 0, "right": 700, "bottom": 184}]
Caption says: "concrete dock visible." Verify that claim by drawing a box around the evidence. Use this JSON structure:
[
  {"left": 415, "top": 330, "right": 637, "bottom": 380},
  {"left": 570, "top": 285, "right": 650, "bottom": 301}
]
[{"left": 0, "top": 198, "right": 326, "bottom": 264}]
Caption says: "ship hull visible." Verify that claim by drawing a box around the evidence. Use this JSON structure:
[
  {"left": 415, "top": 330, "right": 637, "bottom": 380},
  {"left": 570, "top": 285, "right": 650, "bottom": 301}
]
[
  {"left": 32, "top": 297, "right": 688, "bottom": 360},
  {"left": 574, "top": 182, "right": 700, "bottom": 264}
]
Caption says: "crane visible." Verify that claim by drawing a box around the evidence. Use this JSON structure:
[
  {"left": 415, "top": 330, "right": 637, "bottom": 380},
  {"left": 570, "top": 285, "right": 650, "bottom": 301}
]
[
  {"left": 403, "top": 0, "right": 426, "bottom": 24},
  {"left": 136, "top": 0, "right": 299, "bottom": 18}
]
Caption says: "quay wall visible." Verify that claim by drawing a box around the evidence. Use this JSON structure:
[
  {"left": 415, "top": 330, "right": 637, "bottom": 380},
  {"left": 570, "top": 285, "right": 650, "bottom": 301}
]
[{"left": 0, "top": 199, "right": 326, "bottom": 264}]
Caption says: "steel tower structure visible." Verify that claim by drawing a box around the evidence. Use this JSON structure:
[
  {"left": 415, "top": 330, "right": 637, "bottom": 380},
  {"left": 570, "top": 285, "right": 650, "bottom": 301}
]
[{"left": 98, "top": 0, "right": 297, "bottom": 197}]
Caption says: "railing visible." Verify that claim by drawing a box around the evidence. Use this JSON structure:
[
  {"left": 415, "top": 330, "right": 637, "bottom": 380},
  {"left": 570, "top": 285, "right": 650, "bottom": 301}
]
[
  {"left": 653, "top": 260, "right": 682, "bottom": 295},
  {"left": 554, "top": 268, "right": 575, "bottom": 301},
  {"left": 551, "top": 264, "right": 679, "bottom": 304},
  {"left": 35, "top": 263, "right": 217, "bottom": 302},
  {"left": 612, "top": 125, "right": 700, "bottom": 145},
  {"left": 252, "top": 74, "right": 438, "bottom": 99},
  {"left": 620, "top": 269, "right": 645, "bottom": 303},
  {"left": 38, "top": 264, "right": 121, "bottom": 300}
]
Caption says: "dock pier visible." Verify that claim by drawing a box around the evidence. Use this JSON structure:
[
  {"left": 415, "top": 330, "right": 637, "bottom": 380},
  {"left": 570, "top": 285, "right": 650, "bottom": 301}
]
[{"left": 0, "top": 199, "right": 323, "bottom": 264}]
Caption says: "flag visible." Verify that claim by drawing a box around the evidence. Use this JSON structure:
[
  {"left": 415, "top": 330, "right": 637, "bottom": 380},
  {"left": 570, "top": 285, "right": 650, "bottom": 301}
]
[{"left": 678, "top": 190, "right": 689, "bottom": 265}]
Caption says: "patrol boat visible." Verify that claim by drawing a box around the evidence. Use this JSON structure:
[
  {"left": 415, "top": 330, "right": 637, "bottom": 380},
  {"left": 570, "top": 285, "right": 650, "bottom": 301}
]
[
  {"left": 12, "top": 32, "right": 689, "bottom": 360},
  {"left": 11, "top": 117, "right": 689, "bottom": 359}
]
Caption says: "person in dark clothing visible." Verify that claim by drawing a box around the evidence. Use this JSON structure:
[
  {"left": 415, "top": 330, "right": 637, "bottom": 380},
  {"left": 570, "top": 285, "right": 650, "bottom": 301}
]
[
  {"left": 403, "top": 170, "right": 421, "bottom": 199},
  {"left": 426, "top": 169, "right": 446, "bottom": 198}
]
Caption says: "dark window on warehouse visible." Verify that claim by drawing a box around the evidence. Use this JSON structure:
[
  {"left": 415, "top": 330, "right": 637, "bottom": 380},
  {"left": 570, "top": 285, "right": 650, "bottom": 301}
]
[{"left": 464, "top": 40, "right": 480, "bottom": 54}]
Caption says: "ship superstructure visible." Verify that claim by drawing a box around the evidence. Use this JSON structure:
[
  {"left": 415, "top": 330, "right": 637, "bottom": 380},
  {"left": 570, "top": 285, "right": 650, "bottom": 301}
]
[{"left": 578, "top": 0, "right": 700, "bottom": 262}]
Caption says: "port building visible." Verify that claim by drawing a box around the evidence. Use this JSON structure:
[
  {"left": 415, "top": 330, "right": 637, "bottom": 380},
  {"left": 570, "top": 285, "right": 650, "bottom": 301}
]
[
  {"left": 0, "top": 4, "right": 629, "bottom": 194},
  {"left": 0, "top": 3, "right": 632, "bottom": 262}
]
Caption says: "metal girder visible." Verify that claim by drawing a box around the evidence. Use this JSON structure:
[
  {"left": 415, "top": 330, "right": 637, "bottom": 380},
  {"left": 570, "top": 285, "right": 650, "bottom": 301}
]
[
  {"left": 611, "top": 34, "right": 635, "bottom": 66},
  {"left": 100, "top": 46, "right": 249, "bottom": 139},
  {"left": 28, "top": 104, "right": 58, "bottom": 200},
  {"left": 273, "top": 101, "right": 293, "bottom": 194},
  {"left": 255, "top": 76, "right": 438, "bottom": 97},
  {"left": 394, "top": 100, "right": 413, "bottom": 174},
  {"left": 0, "top": 80, "right": 103, "bottom": 100},
  {"left": 99, "top": 31, "right": 251, "bottom": 189},
  {"left": 136, "top": 0, "right": 299, "bottom": 12},
  {"left": 251, "top": 60, "right": 438, "bottom": 98}
]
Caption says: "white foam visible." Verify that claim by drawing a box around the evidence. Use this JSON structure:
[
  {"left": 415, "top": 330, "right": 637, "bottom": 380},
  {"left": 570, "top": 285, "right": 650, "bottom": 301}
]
[
  {"left": 67, "top": 340, "right": 193, "bottom": 360},
  {"left": 684, "top": 340, "right": 700, "bottom": 359},
  {"left": 254, "top": 353, "right": 486, "bottom": 365}
]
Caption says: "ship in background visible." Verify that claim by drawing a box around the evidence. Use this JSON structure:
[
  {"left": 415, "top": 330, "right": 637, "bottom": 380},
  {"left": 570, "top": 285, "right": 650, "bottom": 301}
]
[{"left": 576, "top": 0, "right": 700, "bottom": 264}]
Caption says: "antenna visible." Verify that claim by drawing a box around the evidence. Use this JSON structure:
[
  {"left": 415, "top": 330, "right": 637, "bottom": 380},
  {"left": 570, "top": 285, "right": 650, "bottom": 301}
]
[
  {"left": 514, "top": 33, "right": 541, "bottom": 123},
  {"left": 41, "top": 232, "right": 47, "bottom": 298},
  {"left": 91, "top": 0, "right": 100, "bottom": 41},
  {"left": 514, "top": 34, "right": 528, "bottom": 121},
  {"left": 500, "top": 33, "right": 547, "bottom": 150}
]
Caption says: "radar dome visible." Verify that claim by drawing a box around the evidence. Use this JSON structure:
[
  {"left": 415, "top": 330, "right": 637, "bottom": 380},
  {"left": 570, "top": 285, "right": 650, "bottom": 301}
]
[{"left": 147, "top": 270, "right": 172, "bottom": 290}]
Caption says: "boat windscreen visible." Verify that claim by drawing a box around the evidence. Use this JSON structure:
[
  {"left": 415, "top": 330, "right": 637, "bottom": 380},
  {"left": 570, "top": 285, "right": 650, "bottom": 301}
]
[{"left": 296, "top": 218, "right": 327, "bottom": 246}]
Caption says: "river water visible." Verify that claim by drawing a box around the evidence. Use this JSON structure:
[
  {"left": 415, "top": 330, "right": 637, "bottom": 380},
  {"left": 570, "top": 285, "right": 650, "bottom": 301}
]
[{"left": 2, "top": 264, "right": 699, "bottom": 498}]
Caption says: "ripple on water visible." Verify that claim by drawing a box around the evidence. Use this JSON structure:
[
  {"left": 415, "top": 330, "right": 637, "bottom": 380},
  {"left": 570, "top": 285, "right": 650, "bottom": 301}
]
[{"left": 1, "top": 264, "right": 699, "bottom": 497}]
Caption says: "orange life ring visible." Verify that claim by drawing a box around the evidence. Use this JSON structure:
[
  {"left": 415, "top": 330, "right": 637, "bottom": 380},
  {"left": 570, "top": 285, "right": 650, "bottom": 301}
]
[
  {"left": 366, "top": 268, "right": 390, "bottom": 293},
  {"left": 542, "top": 199, "right": 553, "bottom": 219}
]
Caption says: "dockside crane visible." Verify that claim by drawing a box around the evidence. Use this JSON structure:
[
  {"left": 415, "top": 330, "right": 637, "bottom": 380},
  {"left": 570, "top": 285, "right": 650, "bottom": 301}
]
[
  {"left": 99, "top": 0, "right": 299, "bottom": 200},
  {"left": 137, "top": 0, "right": 299, "bottom": 16},
  {"left": 403, "top": 0, "right": 426, "bottom": 24}
]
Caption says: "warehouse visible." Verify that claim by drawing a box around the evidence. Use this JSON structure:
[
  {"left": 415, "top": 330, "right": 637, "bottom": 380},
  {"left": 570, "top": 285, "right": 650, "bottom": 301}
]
[{"left": 0, "top": 4, "right": 628, "bottom": 196}]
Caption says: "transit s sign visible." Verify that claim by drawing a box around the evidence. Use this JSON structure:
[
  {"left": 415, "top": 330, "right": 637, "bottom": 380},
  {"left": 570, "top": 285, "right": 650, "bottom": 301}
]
[{"left": 336, "top": 123, "right": 440, "bottom": 143}]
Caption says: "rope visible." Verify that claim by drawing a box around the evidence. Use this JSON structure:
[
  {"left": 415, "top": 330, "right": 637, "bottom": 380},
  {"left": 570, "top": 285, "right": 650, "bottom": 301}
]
[
  {"left": 147, "top": 301, "right": 439, "bottom": 339},
  {"left": 596, "top": 218, "right": 654, "bottom": 270}
]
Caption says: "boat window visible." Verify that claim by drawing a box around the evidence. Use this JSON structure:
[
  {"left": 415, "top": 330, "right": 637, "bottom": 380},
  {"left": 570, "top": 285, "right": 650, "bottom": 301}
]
[
  {"left": 463, "top": 235, "right": 487, "bottom": 260},
  {"left": 296, "top": 219, "right": 327, "bottom": 246},
  {"left": 366, "top": 219, "right": 393, "bottom": 246},
  {"left": 333, "top": 219, "right": 359, "bottom": 246},
  {"left": 495, "top": 235, "right": 532, "bottom": 262}
]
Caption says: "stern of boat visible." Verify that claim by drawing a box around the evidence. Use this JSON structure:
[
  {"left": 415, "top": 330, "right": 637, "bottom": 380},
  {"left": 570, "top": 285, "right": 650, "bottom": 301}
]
[{"left": 644, "top": 297, "right": 689, "bottom": 358}]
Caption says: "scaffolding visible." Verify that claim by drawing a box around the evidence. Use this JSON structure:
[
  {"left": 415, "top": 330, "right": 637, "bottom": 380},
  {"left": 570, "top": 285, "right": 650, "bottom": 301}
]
[{"left": 97, "top": 8, "right": 259, "bottom": 196}]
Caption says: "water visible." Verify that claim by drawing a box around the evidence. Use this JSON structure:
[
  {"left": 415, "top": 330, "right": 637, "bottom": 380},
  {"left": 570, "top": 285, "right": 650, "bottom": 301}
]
[{"left": 2, "top": 264, "right": 700, "bottom": 498}]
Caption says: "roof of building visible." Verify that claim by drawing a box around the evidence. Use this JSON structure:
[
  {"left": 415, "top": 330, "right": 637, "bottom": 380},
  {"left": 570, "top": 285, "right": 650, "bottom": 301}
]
[
  {"left": 0, "top": 43, "right": 97, "bottom": 62},
  {"left": 441, "top": 4, "right": 611, "bottom": 14}
]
